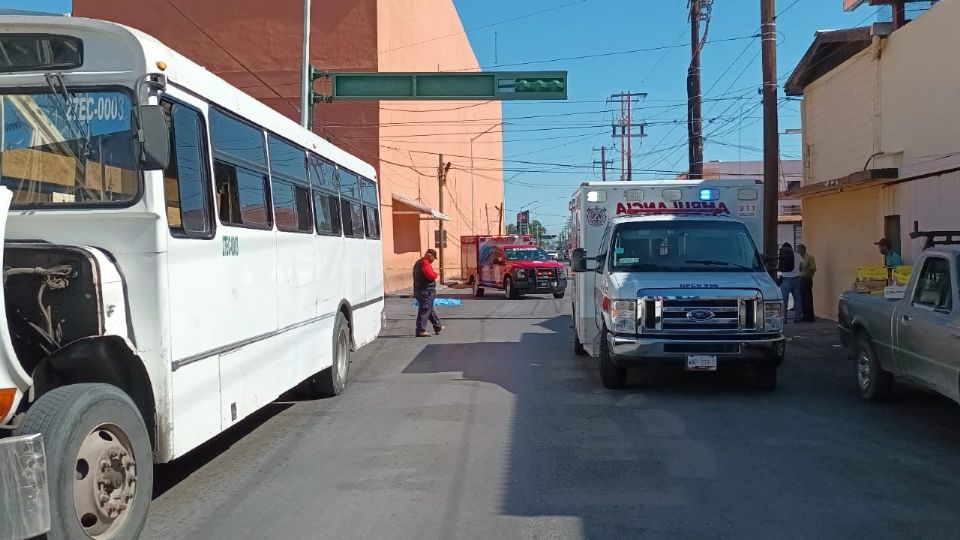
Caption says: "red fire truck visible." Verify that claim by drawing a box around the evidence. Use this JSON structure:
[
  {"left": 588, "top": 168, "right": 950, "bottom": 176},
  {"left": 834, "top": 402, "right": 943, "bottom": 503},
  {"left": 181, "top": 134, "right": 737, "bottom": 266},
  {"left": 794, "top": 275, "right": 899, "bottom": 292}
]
[{"left": 461, "top": 235, "right": 567, "bottom": 299}]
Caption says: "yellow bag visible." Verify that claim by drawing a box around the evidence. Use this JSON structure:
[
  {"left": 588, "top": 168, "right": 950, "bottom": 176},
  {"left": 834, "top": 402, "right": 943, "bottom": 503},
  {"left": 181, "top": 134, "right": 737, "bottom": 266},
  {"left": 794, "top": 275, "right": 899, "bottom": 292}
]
[
  {"left": 856, "top": 266, "right": 888, "bottom": 281},
  {"left": 892, "top": 265, "right": 913, "bottom": 286}
]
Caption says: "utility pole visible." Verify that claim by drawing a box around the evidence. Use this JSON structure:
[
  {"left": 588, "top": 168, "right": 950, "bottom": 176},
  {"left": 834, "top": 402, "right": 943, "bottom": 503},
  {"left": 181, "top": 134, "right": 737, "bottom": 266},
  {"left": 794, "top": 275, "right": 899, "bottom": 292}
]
[
  {"left": 496, "top": 204, "right": 504, "bottom": 235},
  {"left": 437, "top": 154, "right": 451, "bottom": 284},
  {"left": 688, "top": 0, "right": 707, "bottom": 179},
  {"left": 609, "top": 92, "right": 647, "bottom": 180},
  {"left": 761, "top": 0, "right": 779, "bottom": 262},
  {"left": 299, "top": 0, "right": 311, "bottom": 128},
  {"left": 593, "top": 146, "right": 613, "bottom": 181}
]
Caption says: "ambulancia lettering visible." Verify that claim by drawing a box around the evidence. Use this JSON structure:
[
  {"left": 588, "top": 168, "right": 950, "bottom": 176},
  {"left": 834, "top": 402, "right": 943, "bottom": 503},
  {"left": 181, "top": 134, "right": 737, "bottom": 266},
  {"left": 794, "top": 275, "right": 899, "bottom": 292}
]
[{"left": 616, "top": 201, "right": 730, "bottom": 215}]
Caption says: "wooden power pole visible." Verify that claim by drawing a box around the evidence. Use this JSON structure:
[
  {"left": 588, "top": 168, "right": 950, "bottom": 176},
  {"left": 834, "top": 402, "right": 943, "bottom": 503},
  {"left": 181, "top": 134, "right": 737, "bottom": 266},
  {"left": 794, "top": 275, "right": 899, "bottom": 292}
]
[
  {"left": 761, "top": 0, "right": 779, "bottom": 261},
  {"left": 687, "top": 0, "right": 705, "bottom": 180}
]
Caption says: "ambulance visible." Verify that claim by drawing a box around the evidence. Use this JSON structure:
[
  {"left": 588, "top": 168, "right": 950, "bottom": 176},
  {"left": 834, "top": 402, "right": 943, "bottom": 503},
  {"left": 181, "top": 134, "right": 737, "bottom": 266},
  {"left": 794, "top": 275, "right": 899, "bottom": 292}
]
[{"left": 569, "top": 180, "right": 785, "bottom": 390}]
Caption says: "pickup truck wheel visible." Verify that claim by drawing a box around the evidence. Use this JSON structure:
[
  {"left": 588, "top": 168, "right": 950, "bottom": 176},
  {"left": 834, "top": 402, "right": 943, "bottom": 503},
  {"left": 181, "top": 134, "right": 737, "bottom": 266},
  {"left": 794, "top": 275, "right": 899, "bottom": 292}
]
[
  {"left": 599, "top": 330, "right": 627, "bottom": 389},
  {"left": 504, "top": 277, "right": 518, "bottom": 299},
  {"left": 856, "top": 334, "right": 892, "bottom": 401},
  {"left": 14, "top": 384, "right": 153, "bottom": 540}
]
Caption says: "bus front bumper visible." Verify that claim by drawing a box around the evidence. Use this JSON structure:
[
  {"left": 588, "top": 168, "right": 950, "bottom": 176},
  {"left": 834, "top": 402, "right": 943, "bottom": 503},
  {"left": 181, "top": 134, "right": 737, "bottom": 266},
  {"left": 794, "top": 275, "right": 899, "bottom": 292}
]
[{"left": 0, "top": 434, "right": 50, "bottom": 539}]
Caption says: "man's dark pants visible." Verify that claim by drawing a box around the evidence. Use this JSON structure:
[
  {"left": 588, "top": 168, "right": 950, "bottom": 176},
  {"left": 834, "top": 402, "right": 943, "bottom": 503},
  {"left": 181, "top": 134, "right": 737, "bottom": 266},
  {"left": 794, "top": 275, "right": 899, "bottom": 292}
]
[
  {"left": 415, "top": 288, "right": 442, "bottom": 333},
  {"left": 800, "top": 276, "right": 815, "bottom": 322}
]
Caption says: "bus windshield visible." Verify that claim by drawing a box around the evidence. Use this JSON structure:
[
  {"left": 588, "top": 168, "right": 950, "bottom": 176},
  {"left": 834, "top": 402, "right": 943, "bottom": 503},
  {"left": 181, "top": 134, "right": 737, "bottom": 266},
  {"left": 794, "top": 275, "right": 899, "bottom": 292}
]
[
  {"left": 0, "top": 89, "right": 138, "bottom": 207},
  {"left": 505, "top": 247, "right": 549, "bottom": 261},
  {"left": 609, "top": 220, "right": 764, "bottom": 272}
]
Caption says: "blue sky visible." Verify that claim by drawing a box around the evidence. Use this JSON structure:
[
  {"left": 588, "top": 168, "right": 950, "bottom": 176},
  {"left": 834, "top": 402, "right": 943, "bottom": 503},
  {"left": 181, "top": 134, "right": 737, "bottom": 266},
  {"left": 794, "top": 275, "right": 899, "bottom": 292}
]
[
  {"left": 11, "top": 0, "right": 878, "bottom": 233},
  {"left": 452, "top": 0, "right": 879, "bottom": 231}
]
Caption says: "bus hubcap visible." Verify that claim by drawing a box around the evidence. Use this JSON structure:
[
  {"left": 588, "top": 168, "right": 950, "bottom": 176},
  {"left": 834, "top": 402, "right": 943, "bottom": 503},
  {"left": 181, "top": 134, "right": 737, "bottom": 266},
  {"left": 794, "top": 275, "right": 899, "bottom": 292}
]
[{"left": 75, "top": 424, "right": 137, "bottom": 538}]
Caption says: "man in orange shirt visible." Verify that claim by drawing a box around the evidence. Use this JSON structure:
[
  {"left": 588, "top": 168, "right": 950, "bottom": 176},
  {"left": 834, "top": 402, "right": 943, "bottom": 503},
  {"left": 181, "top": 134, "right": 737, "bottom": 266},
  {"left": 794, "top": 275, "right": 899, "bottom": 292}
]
[{"left": 413, "top": 249, "right": 442, "bottom": 337}]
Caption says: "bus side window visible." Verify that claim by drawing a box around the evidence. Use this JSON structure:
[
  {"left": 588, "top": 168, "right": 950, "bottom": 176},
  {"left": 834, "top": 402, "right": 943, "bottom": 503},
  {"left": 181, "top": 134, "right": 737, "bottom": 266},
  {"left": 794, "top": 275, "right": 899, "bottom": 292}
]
[
  {"left": 268, "top": 134, "right": 312, "bottom": 233},
  {"left": 209, "top": 107, "right": 272, "bottom": 229},
  {"left": 338, "top": 168, "right": 364, "bottom": 239},
  {"left": 162, "top": 100, "right": 213, "bottom": 238},
  {"left": 361, "top": 177, "right": 380, "bottom": 240},
  {"left": 309, "top": 155, "right": 342, "bottom": 236}
]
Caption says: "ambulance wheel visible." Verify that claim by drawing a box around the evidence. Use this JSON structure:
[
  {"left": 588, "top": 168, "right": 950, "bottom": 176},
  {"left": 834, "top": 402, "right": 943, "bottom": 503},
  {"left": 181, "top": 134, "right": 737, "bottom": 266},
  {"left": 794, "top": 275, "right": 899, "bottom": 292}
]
[
  {"left": 472, "top": 278, "right": 485, "bottom": 297},
  {"left": 504, "top": 277, "right": 519, "bottom": 299},
  {"left": 553, "top": 292, "right": 565, "bottom": 299},
  {"left": 573, "top": 332, "right": 587, "bottom": 356},
  {"left": 599, "top": 329, "right": 627, "bottom": 389},
  {"left": 14, "top": 383, "right": 153, "bottom": 540}
]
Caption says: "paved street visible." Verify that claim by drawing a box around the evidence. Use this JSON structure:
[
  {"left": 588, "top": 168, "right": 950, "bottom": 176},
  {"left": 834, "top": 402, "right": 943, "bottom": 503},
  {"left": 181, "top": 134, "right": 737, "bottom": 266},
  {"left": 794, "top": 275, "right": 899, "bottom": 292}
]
[{"left": 143, "top": 293, "right": 960, "bottom": 540}]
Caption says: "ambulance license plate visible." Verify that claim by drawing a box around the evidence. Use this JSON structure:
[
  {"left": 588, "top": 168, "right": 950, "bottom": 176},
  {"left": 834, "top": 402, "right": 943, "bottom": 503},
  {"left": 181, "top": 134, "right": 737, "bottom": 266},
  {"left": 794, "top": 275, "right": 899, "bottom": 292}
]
[{"left": 686, "top": 355, "right": 717, "bottom": 371}]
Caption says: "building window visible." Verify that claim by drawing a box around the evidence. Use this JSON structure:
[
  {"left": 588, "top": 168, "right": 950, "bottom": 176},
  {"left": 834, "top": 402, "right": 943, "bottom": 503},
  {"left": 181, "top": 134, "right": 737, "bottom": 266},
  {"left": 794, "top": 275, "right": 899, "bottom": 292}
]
[
  {"left": 161, "top": 100, "right": 213, "bottom": 238},
  {"left": 210, "top": 108, "right": 271, "bottom": 228},
  {"left": 884, "top": 215, "right": 902, "bottom": 255}
]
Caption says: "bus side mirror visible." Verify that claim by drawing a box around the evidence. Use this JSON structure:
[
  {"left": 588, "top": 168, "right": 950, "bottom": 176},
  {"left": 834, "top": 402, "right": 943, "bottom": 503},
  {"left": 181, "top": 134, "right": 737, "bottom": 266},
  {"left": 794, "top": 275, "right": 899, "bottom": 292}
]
[
  {"left": 571, "top": 248, "right": 589, "bottom": 272},
  {"left": 137, "top": 104, "right": 171, "bottom": 170}
]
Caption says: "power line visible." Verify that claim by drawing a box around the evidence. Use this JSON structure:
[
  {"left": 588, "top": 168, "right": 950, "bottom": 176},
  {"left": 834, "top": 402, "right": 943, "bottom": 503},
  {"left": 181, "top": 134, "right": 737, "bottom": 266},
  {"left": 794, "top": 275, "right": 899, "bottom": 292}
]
[{"left": 162, "top": 0, "right": 300, "bottom": 116}]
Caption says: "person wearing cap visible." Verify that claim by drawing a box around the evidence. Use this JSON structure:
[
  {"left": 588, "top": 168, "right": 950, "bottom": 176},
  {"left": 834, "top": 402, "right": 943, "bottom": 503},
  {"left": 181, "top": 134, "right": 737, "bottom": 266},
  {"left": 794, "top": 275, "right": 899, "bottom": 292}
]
[
  {"left": 876, "top": 238, "right": 903, "bottom": 268},
  {"left": 413, "top": 249, "right": 443, "bottom": 337}
]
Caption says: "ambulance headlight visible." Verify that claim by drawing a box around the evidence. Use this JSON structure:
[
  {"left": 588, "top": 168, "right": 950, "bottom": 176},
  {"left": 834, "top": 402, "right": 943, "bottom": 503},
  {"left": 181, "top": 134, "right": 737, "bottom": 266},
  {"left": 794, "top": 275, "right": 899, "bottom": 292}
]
[
  {"left": 610, "top": 300, "right": 637, "bottom": 333},
  {"left": 764, "top": 301, "right": 784, "bottom": 332},
  {"left": 516, "top": 269, "right": 527, "bottom": 279}
]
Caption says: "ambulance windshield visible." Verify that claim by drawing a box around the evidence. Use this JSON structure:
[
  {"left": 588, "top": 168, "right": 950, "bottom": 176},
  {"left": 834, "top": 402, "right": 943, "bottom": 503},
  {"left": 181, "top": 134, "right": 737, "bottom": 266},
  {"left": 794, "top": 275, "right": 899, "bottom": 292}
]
[{"left": 609, "top": 220, "right": 763, "bottom": 272}]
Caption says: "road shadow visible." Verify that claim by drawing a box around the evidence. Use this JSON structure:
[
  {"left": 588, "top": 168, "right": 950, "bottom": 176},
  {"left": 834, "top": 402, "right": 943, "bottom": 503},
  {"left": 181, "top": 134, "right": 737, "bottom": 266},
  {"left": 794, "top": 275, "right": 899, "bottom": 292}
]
[
  {"left": 152, "top": 402, "right": 293, "bottom": 497},
  {"left": 401, "top": 314, "right": 960, "bottom": 539}
]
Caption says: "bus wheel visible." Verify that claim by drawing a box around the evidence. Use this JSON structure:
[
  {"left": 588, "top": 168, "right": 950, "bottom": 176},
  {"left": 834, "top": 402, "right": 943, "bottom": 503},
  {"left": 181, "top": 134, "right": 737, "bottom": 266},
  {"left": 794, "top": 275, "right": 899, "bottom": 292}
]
[
  {"left": 14, "top": 383, "right": 153, "bottom": 540},
  {"left": 312, "top": 312, "right": 351, "bottom": 397}
]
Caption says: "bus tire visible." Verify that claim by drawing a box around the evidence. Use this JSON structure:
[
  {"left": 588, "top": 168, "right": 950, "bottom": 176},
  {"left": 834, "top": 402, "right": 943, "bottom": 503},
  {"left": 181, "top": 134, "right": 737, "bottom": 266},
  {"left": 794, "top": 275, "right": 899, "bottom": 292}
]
[
  {"left": 312, "top": 313, "right": 351, "bottom": 397},
  {"left": 14, "top": 383, "right": 153, "bottom": 540}
]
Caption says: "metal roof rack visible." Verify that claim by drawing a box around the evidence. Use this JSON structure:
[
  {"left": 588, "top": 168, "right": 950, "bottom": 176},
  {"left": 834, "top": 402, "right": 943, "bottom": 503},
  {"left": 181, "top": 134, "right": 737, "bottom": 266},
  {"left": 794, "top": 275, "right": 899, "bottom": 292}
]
[{"left": 910, "top": 221, "right": 960, "bottom": 250}]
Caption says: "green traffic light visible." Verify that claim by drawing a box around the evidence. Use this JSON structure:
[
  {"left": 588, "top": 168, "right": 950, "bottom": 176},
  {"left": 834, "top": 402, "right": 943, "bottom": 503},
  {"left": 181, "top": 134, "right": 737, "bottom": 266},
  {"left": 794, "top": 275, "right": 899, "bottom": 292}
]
[{"left": 515, "top": 77, "right": 565, "bottom": 93}]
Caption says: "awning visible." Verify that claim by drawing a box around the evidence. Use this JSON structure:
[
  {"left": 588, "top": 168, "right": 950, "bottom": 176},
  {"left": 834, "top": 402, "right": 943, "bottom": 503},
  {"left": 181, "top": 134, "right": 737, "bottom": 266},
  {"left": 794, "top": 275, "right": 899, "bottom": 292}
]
[
  {"left": 787, "top": 168, "right": 898, "bottom": 199},
  {"left": 391, "top": 193, "right": 450, "bottom": 221}
]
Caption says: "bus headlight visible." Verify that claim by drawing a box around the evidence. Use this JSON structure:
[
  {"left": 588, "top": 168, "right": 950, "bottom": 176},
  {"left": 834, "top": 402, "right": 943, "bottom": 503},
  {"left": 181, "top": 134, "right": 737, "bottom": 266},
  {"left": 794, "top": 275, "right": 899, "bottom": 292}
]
[
  {"left": 764, "top": 301, "right": 784, "bottom": 332},
  {"left": 610, "top": 300, "right": 637, "bottom": 333}
]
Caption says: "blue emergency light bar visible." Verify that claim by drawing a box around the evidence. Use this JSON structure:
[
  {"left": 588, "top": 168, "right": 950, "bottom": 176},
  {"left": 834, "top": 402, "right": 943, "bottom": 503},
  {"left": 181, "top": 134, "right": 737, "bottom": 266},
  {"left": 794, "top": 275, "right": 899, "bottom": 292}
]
[{"left": 699, "top": 188, "right": 719, "bottom": 201}]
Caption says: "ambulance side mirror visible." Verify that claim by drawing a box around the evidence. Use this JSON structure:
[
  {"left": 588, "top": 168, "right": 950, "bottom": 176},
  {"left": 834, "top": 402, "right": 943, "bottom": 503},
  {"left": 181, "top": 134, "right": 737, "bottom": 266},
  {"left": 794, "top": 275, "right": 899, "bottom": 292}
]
[{"left": 571, "top": 248, "right": 591, "bottom": 272}]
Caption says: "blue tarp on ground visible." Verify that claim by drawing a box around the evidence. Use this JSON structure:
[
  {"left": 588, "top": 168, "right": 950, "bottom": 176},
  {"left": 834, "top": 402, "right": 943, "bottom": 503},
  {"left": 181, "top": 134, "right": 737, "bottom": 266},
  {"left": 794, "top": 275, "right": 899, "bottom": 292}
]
[{"left": 411, "top": 298, "right": 463, "bottom": 307}]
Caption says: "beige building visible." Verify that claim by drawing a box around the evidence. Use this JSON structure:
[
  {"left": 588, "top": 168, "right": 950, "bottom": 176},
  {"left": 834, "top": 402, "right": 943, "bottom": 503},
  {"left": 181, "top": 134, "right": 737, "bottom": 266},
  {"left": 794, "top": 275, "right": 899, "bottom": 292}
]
[
  {"left": 76, "top": 0, "right": 504, "bottom": 292},
  {"left": 785, "top": 0, "right": 960, "bottom": 318}
]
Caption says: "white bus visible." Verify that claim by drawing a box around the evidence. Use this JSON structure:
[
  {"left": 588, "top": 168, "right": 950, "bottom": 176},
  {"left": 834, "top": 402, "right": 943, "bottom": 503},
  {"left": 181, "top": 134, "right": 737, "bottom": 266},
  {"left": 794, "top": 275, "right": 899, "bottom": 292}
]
[{"left": 0, "top": 15, "right": 384, "bottom": 539}]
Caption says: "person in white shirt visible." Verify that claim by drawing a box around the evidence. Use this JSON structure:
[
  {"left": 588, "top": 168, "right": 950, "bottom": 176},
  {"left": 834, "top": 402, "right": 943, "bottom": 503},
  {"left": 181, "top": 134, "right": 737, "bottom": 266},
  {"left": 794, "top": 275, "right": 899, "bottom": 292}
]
[{"left": 778, "top": 243, "right": 803, "bottom": 323}]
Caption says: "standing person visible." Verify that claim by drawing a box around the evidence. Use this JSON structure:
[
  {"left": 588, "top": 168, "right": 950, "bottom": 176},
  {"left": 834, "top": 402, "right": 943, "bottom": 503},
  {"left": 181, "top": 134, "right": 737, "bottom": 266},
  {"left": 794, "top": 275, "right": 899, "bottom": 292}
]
[
  {"left": 797, "top": 244, "right": 817, "bottom": 322},
  {"left": 413, "top": 249, "right": 442, "bottom": 337},
  {"left": 778, "top": 242, "right": 803, "bottom": 323},
  {"left": 875, "top": 238, "right": 903, "bottom": 268}
]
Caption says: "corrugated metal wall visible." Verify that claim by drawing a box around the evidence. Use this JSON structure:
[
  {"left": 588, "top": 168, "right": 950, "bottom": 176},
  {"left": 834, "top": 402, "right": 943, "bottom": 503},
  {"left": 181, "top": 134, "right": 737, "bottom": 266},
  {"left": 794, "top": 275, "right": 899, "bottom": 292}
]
[{"left": 880, "top": 171, "right": 960, "bottom": 262}]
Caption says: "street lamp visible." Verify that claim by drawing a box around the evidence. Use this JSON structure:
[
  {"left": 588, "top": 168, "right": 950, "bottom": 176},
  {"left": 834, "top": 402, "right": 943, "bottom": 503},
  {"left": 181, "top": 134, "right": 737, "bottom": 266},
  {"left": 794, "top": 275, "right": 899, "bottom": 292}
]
[{"left": 471, "top": 122, "right": 504, "bottom": 233}]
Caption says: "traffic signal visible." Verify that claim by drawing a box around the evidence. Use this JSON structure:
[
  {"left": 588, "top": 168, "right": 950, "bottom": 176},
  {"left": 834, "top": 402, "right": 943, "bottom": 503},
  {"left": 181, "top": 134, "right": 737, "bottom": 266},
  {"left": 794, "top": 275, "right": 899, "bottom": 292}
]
[{"left": 514, "top": 77, "right": 565, "bottom": 94}]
